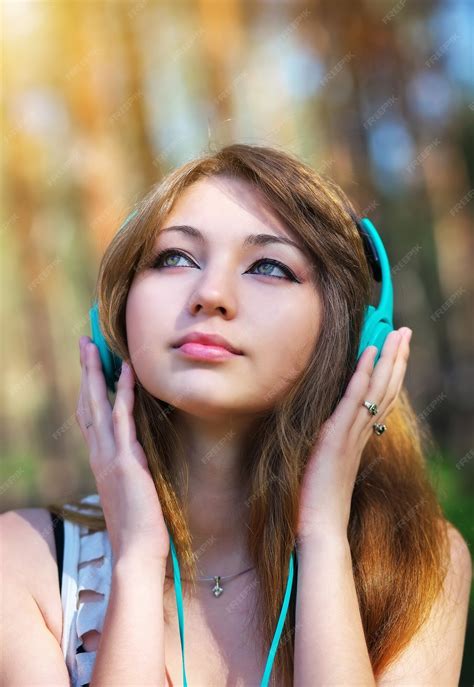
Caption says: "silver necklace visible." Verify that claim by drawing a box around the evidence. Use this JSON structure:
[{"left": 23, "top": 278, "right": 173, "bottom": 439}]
[{"left": 165, "top": 565, "right": 255, "bottom": 597}]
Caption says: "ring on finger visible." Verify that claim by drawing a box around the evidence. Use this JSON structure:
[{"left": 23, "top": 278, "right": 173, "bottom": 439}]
[
  {"left": 373, "top": 422, "right": 387, "bottom": 435},
  {"left": 363, "top": 400, "right": 378, "bottom": 416}
]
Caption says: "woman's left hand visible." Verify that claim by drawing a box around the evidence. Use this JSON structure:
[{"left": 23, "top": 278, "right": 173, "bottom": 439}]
[{"left": 296, "top": 327, "right": 412, "bottom": 546}]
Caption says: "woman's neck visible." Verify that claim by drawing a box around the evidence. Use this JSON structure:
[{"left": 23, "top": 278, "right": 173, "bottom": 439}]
[{"left": 168, "top": 412, "right": 256, "bottom": 578}]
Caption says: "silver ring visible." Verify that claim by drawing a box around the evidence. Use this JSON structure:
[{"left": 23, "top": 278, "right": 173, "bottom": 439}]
[
  {"left": 373, "top": 423, "right": 386, "bottom": 436},
  {"left": 85, "top": 420, "right": 93, "bottom": 429},
  {"left": 363, "top": 400, "right": 378, "bottom": 416}
]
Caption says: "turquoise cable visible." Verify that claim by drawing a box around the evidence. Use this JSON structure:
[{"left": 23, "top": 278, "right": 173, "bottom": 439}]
[
  {"left": 168, "top": 532, "right": 188, "bottom": 687},
  {"left": 260, "top": 549, "right": 296, "bottom": 687},
  {"left": 168, "top": 532, "right": 296, "bottom": 687}
]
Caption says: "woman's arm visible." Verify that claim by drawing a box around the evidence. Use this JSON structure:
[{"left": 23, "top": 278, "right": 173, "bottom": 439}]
[
  {"left": 294, "top": 532, "right": 375, "bottom": 686},
  {"left": 0, "top": 510, "right": 71, "bottom": 686},
  {"left": 76, "top": 339, "right": 172, "bottom": 685},
  {"left": 90, "top": 549, "right": 168, "bottom": 686},
  {"left": 293, "top": 334, "right": 408, "bottom": 684}
]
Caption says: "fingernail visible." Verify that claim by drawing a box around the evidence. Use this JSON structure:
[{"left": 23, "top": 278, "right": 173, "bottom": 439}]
[
  {"left": 404, "top": 329, "right": 413, "bottom": 343},
  {"left": 121, "top": 361, "right": 129, "bottom": 374}
]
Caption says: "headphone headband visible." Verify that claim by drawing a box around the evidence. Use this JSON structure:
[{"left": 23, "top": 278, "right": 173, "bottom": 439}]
[{"left": 344, "top": 207, "right": 382, "bottom": 283}]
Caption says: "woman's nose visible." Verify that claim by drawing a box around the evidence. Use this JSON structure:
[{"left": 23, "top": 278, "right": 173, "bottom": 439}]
[{"left": 187, "top": 262, "right": 239, "bottom": 317}]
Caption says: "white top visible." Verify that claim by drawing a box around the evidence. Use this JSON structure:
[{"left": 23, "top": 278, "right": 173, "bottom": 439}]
[{"left": 60, "top": 493, "right": 113, "bottom": 686}]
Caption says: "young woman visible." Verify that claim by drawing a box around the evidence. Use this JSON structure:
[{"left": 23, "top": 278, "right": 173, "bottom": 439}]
[{"left": 2, "top": 144, "right": 471, "bottom": 686}]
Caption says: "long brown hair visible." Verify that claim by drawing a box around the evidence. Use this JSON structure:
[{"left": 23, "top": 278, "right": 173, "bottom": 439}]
[{"left": 48, "top": 143, "right": 450, "bottom": 685}]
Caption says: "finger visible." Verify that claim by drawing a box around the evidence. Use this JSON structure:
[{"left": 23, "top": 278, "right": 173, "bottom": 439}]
[
  {"left": 349, "top": 330, "right": 402, "bottom": 442},
  {"left": 84, "top": 341, "right": 115, "bottom": 457},
  {"left": 364, "top": 329, "right": 402, "bottom": 411},
  {"left": 378, "top": 328, "right": 411, "bottom": 420},
  {"left": 322, "top": 345, "right": 377, "bottom": 445},
  {"left": 81, "top": 339, "right": 100, "bottom": 457},
  {"left": 112, "top": 361, "right": 139, "bottom": 454},
  {"left": 76, "top": 337, "right": 96, "bottom": 448},
  {"left": 76, "top": 339, "right": 87, "bottom": 430},
  {"left": 393, "top": 330, "right": 411, "bottom": 397}
]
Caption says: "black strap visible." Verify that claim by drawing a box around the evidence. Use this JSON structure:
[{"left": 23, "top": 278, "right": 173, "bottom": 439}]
[
  {"left": 50, "top": 511, "right": 64, "bottom": 594},
  {"left": 347, "top": 209, "right": 383, "bottom": 283}
]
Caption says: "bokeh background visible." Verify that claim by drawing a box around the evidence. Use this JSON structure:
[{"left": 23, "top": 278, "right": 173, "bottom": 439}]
[{"left": 1, "top": 0, "right": 473, "bottom": 682}]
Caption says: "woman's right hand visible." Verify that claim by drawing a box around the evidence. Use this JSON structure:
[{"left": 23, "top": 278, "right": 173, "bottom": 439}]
[{"left": 76, "top": 336, "right": 170, "bottom": 566}]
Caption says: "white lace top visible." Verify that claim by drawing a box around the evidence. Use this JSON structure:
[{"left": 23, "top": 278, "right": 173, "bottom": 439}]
[{"left": 60, "top": 493, "right": 113, "bottom": 687}]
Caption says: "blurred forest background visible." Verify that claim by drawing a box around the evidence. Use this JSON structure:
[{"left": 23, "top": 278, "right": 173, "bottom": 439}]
[{"left": 1, "top": 0, "right": 473, "bottom": 682}]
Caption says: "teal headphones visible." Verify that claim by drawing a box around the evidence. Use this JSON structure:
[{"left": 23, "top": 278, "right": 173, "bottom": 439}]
[{"left": 88, "top": 213, "right": 394, "bottom": 687}]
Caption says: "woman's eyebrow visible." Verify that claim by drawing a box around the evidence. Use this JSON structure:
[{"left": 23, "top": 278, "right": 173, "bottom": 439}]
[{"left": 159, "top": 224, "right": 306, "bottom": 253}]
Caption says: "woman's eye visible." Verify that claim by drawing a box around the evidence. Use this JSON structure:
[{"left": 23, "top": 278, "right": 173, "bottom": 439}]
[
  {"left": 247, "top": 259, "right": 297, "bottom": 281},
  {"left": 152, "top": 249, "right": 196, "bottom": 269},
  {"left": 152, "top": 250, "right": 298, "bottom": 282}
]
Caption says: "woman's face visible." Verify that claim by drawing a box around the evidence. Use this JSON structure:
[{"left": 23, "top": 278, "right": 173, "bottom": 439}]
[{"left": 126, "top": 175, "right": 322, "bottom": 419}]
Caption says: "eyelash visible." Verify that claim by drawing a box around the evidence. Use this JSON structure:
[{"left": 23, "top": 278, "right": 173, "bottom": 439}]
[{"left": 151, "top": 249, "right": 300, "bottom": 282}]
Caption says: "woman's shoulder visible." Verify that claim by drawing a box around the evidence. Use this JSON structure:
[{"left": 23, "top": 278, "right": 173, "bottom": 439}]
[
  {"left": 0, "top": 506, "right": 64, "bottom": 646},
  {"left": 0, "top": 493, "right": 104, "bottom": 647}
]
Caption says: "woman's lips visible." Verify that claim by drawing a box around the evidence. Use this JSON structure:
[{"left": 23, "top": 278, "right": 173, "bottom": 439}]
[{"left": 173, "top": 342, "right": 240, "bottom": 361}]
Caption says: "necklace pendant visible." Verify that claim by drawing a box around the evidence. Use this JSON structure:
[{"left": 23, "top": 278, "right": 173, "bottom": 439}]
[{"left": 212, "top": 576, "right": 223, "bottom": 597}]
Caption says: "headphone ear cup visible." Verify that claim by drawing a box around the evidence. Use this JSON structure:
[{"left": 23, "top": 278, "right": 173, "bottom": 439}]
[
  {"left": 89, "top": 302, "right": 122, "bottom": 393},
  {"left": 357, "top": 305, "right": 394, "bottom": 365}
]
